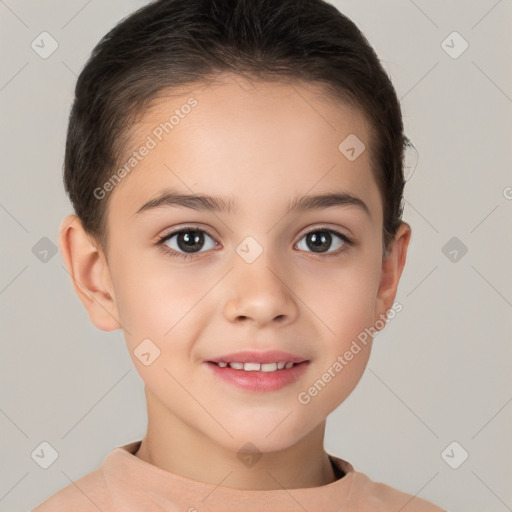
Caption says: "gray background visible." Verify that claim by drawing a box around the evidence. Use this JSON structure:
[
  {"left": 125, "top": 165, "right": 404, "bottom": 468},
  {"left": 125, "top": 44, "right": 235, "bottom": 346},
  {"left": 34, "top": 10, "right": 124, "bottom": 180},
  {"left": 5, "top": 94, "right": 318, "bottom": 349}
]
[{"left": 1, "top": 0, "right": 511, "bottom": 510}]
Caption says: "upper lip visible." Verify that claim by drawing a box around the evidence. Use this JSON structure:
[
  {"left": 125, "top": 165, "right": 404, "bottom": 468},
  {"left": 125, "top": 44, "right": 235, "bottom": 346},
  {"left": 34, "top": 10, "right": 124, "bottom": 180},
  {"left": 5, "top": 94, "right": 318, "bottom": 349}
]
[{"left": 206, "top": 350, "right": 308, "bottom": 364}]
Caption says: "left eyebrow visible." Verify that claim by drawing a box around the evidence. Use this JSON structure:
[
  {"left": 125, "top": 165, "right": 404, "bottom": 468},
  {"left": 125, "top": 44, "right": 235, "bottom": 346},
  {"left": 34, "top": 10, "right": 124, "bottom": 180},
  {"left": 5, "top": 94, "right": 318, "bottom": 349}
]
[{"left": 135, "top": 188, "right": 371, "bottom": 218}]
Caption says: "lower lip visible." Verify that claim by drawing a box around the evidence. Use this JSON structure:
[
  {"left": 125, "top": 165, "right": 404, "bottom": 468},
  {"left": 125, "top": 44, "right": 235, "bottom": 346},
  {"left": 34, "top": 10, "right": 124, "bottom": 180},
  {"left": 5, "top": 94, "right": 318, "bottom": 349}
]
[{"left": 204, "top": 361, "right": 310, "bottom": 392}]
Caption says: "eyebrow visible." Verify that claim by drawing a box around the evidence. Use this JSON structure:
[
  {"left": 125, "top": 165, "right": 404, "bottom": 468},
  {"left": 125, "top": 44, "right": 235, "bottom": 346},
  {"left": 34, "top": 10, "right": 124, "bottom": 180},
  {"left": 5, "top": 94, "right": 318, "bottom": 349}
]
[{"left": 135, "top": 188, "right": 371, "bottom": 218}]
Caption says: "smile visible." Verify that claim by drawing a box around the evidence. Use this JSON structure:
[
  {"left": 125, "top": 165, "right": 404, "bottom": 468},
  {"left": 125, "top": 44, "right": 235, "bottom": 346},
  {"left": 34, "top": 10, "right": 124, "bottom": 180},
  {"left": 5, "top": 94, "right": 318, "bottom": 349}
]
[
  {"left": 214, "top": 361, "right": 297, "bottom": 371},
  {"left": 204, "top": 360, "right": 310, "bottom": 392}
]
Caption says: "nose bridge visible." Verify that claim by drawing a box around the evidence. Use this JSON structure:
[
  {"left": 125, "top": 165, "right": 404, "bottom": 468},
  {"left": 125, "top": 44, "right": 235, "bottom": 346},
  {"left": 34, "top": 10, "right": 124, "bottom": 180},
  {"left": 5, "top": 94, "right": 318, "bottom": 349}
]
[{"left": 223, "top": 236, "right": 297, "bottom": 325}]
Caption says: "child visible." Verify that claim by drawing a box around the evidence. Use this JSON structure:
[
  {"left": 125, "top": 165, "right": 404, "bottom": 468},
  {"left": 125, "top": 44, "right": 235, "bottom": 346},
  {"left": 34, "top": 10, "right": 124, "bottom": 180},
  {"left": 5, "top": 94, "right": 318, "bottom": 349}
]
[{"left": 34, "top": 0, "right": 446, "bottom": 510}]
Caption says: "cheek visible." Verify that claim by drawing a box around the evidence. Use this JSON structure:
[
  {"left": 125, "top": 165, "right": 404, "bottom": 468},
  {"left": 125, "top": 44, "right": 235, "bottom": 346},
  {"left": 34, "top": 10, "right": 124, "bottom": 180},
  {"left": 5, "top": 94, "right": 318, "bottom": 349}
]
[
  {"left": 112, "top": 256, "right": 203, "bottom": 340},
  {"left": 304, "top": 257, "right": 381, "bottom": 337}
]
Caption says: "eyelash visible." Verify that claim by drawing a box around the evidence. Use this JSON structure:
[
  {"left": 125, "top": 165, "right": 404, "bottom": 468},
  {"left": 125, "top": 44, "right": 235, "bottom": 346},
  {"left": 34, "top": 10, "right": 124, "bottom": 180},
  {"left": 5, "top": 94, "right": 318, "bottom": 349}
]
[{"left": 156, "top": 225, "right": 354, "bottom": 261}]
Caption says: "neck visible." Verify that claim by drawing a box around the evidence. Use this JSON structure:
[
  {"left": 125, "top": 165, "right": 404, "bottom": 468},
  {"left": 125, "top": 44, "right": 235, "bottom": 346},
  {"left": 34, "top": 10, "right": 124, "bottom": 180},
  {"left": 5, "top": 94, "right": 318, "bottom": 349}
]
[{"left": 134, "top": 388, "right": 337, "bottom": 491}]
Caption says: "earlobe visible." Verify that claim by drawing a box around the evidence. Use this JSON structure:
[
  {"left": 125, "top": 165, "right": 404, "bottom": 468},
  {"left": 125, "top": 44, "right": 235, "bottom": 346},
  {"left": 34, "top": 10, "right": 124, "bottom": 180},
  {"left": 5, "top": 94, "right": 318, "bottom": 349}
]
[
  {"left": 374, "top": 222, "right": 411, "bottom": 326},
  {"left": 58, "top": 214, "right": 122, "bottom": 332}
]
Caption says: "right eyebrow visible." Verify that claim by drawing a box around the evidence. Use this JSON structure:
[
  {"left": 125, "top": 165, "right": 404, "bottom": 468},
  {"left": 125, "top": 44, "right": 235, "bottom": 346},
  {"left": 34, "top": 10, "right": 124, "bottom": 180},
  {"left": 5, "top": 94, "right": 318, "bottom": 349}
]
[{"left": 135, "top": 189, "right": 238, "bottom": 215}]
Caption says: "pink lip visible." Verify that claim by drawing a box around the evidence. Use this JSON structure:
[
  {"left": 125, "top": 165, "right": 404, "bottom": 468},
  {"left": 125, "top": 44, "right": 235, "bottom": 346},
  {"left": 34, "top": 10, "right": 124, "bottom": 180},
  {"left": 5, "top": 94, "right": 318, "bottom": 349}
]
[
  {"left": 204, "top": 360, "right": 310, "bottom": 392},
  {"left": 206, "top": 350, "right": 308, "bottom": 364}
]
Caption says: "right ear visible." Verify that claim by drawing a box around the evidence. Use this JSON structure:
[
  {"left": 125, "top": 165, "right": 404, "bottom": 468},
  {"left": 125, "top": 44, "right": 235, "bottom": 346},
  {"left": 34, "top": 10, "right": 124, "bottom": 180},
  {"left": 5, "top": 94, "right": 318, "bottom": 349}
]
[{"left": 58, "top": 215, "right": 122, "bottom": 332}]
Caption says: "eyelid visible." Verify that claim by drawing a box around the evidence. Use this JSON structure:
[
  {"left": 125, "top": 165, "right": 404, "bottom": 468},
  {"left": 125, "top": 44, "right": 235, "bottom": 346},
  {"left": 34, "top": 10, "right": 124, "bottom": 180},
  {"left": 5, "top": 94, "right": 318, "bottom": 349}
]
[
  {"left": 157, "top": 223, "right": 353, "bottom": 242},
  {"left": 297, "top": 223, "right": 353, "bottom": 241},
  {"left": 297, "top": 226, "right": 355, "bottom": 256},
  {"left": 156, "top": 225, "right": 219, "bottom": 262},
  {"left": 156, "top": 224, "right": 219, "bottom": 243}
]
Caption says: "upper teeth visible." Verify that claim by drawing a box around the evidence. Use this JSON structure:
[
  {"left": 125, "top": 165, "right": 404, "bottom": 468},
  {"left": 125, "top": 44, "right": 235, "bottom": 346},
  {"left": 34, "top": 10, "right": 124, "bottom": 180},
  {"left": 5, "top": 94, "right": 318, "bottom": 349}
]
[{"left": 217, "top": 361, "right": 296, "bottom": 371}]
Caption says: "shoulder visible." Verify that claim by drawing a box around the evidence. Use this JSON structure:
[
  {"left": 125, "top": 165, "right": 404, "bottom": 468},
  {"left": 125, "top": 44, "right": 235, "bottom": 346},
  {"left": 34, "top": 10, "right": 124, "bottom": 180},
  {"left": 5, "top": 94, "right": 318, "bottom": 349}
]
[
  {"left": 349, "top": 470, "right": 447, "bottom": 511},
  {"left": 32, "top": 466, "right": 111, "bottom": 512}
]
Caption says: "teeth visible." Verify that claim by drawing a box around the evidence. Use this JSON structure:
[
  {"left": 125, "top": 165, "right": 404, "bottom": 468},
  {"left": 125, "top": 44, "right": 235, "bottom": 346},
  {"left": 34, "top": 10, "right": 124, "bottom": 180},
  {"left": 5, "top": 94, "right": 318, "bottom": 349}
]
[
  {"left": 215, "top": 361, "right": 298, "bottom": 372},
  {"left": 244, "top": 362, "right": 261, "bottom": 371}
]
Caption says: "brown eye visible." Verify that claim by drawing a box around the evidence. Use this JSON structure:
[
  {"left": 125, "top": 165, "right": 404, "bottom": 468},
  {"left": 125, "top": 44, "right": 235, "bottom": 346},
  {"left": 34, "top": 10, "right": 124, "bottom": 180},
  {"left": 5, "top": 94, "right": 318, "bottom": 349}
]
[
  {"left": 174, "top": 230, "right": 205, "bottom": 253},
  {"left": 158, "top": 227, "right": 218, "bottom": 260},
  {"left": 296, "top": 228, "right": 352, "bottom": 255}
]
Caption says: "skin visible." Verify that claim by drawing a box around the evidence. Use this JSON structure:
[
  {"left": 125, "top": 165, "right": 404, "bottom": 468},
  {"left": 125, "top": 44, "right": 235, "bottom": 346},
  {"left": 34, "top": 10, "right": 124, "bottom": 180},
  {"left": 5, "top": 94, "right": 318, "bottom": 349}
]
[{"left": 59, "top": 74, "right": 411, "bottom": 491}]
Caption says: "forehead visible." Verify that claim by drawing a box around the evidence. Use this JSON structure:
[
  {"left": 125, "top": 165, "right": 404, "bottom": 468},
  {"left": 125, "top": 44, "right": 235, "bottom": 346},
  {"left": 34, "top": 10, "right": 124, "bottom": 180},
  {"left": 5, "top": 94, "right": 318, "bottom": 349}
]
[{"left": 107, "top": 75, "right": 381, "bottom": 224}]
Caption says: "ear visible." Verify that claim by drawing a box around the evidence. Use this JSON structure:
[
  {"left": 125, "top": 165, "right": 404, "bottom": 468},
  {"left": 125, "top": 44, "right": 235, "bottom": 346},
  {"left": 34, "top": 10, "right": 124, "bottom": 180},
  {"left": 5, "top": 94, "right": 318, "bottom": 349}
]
[
  {"left": 374, "top": 221, "right": 411, "bottom": 326},
  {"left": 58, "top": 214, "right": 121, "bottom": 331}
]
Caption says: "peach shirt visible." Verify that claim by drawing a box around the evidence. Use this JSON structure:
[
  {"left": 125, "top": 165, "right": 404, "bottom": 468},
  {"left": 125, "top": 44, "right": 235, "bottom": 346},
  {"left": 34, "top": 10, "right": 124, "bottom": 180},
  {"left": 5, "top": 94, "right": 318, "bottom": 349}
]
[{"left": 33, "top": 440, "right": 446, "bottom": 511}]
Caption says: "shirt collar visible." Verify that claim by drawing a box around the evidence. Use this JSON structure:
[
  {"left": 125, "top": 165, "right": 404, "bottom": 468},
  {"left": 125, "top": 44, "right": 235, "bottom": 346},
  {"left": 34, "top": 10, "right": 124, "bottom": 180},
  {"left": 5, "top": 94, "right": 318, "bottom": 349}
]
[{"left": 102, "top": 440, "right": 356, "bottom": 512}]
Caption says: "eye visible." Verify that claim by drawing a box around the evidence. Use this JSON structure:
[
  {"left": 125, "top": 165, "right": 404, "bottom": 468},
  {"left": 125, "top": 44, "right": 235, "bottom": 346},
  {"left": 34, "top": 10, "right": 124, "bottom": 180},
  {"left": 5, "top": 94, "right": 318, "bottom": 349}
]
[
  {"left": 156, "top": 226, "right": 354, "bottom": 261},
  {"left": 295, "top": 228, "right": 353, "bottom": 256},
  {"left": 157, "top": 227, "right": 218, "bottom": 260}
]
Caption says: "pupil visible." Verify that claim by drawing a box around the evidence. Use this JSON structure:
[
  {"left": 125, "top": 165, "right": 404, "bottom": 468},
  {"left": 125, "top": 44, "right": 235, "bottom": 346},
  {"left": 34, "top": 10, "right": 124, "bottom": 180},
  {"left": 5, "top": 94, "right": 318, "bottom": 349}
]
[
  {"left": 178, "top": 230, "right": 204, "bottom": 253},
  {"left": 308, "top": 231, "right": 331, "bottom": 253}
]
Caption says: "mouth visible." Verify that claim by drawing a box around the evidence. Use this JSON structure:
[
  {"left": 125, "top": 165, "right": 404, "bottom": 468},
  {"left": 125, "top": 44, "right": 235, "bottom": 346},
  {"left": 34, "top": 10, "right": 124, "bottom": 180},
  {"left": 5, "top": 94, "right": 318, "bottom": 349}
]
[
  {"left": 205, "top": 349, "right": 308, "bottom": 366},
  {"left": 204, "top": 360, "right": 310, "bottom": 392},
  {"left": 206, "top": 360, "right": 306, "bottom": 372}
]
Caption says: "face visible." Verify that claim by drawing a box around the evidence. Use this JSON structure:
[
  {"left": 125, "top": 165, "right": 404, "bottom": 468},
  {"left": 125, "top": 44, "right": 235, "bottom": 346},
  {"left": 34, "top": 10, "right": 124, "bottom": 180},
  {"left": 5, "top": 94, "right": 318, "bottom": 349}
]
[{"left": 77, "top": 75, "right": 406, "bottom": 454}]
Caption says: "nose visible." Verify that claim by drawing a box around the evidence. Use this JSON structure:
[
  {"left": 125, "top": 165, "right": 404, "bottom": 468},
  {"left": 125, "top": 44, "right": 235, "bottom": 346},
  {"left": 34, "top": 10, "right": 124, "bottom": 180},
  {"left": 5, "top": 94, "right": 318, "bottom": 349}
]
[{"left": 223, "top": 250, "right": 298, "bottom": 328}]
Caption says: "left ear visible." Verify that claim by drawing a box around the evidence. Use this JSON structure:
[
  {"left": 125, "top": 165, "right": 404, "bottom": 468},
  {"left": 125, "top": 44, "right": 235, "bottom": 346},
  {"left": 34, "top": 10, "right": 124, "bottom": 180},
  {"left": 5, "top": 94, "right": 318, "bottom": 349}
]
[{"left": 374, "top": 221, "right": 411, "bottom": 324}]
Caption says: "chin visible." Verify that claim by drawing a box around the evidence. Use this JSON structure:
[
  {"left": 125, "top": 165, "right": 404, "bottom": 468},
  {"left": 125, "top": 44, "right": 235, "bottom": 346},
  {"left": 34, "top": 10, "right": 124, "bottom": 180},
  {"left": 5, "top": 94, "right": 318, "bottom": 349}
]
[{"left": 211, "top": 417, "right": 314, "bottom": 455}]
